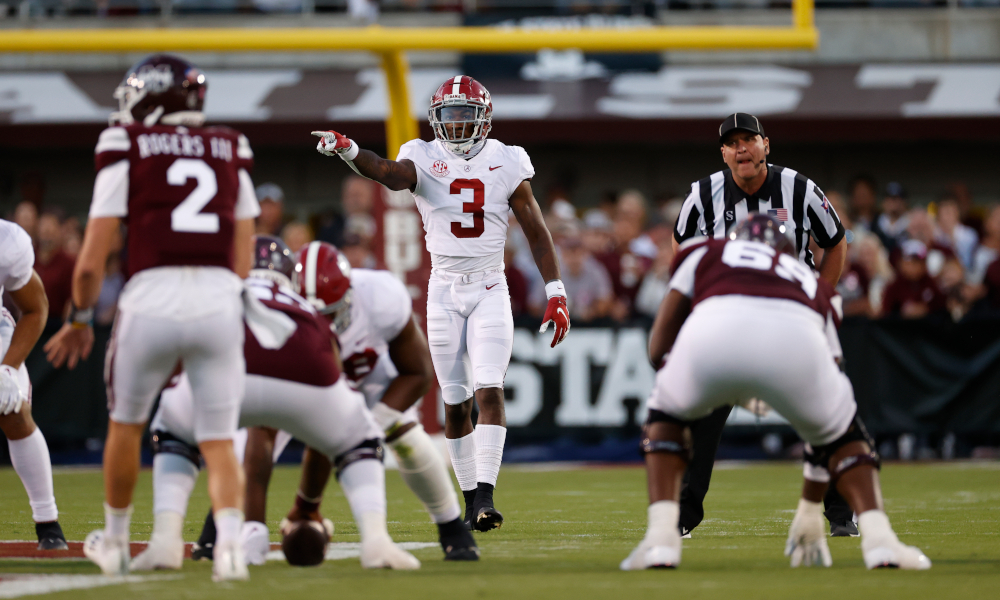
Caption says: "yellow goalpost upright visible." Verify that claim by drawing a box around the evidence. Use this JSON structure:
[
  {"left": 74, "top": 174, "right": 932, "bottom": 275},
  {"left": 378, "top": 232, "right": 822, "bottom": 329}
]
[{"left": 0, "top": 0, "right": 817, "bottom": 157}]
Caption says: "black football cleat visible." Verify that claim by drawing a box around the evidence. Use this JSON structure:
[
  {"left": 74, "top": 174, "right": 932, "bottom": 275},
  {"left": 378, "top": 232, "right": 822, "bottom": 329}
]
[
  {"left": 35, "top": 521, "right": 68, "bottom": 551},
  {"left": 191, "top": 509, "right": 216, "bottom": 561},
  {"left": 462, "top": 489, "right": 476, "bottom": 531},
  {"left": 472, "top": 482, "right": 504, "bottom": 532},
  {"left": 438, "top": 518, "right": 480, "bottom": 561},
  {"left": 830, "top": 521, "right": 860, "bottom": 537}
]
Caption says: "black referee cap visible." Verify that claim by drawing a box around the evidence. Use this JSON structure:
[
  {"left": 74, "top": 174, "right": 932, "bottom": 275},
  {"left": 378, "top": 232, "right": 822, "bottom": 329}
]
[{"left": 719, "top": 113, "right": 765, "bottom": 144}]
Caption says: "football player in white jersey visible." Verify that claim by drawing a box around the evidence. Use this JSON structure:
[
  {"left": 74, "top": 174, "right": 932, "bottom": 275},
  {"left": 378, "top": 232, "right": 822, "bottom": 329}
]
[
  {"left": 0, "top": 219, "right": 66, "bottom": 550},
  {"left": 313, "top": 75, "right": 570, "bottom": 531}
]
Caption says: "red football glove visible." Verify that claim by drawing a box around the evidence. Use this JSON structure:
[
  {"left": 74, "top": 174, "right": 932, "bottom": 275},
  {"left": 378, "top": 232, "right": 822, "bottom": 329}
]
[
  {"left": 311, "top": 130, "right": 357, "bottom": 159},
  {"left": 540, "top": 295, "right": 570, "bottom": 348}
]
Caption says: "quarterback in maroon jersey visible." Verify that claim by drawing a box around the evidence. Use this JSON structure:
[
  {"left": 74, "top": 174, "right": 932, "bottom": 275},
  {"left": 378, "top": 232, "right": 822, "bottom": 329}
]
[
  {"left": 44, "top": 54, "right": 268, "bottom": 582},
  {"left": 621, "top": 214, "right": 930, "bottom": 572}
]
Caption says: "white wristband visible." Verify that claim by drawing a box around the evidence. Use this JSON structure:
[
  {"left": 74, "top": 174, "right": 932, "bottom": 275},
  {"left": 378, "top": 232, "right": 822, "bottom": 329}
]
[
  {"left": 544, "top": 280, "right": 566, "bottom": 299},
  {"left": 339, "top": 139, "right": 360, "bottom": 162}
]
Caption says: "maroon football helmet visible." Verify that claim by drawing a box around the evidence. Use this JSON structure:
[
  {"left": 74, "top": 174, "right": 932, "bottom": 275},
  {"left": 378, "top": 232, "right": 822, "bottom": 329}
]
[
  {"left": 428, "top": 75, "right": 493, "bottom": 156},
  {"left": 293, "top": 241, "right": 353, "bottom": 333},
  {"left": 111, "top": 54, "right": 207, "bottom": 127},
  {"left": 730, "top": 213, "right": 795, "bottom": 256},
  {"left": 250, "top": 235, "right": 295, "bottom": 289}
]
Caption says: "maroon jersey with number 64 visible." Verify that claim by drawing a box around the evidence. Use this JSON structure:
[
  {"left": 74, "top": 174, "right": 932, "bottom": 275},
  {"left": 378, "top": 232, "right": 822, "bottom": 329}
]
[
  {"left": 92, "top": 123, "right": 255, "bottom": 278},
  {"left": 243, "top": 279, "right": 341, "bottom": 387},
  {"left": 670, "top": 238, "right": 839, "bottom": 323}
]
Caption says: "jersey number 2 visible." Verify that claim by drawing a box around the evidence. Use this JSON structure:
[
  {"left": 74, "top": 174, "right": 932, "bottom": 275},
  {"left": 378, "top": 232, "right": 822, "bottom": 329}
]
[
  {"left": 168, "top": 159, "right": 219, "bottom": 234},
  {"left": 450, "top": 179, "right": 485, "bottom": 239}
]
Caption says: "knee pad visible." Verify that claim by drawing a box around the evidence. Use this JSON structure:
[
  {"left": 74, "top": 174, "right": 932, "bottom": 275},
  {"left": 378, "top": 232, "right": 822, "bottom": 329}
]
[
  {"left": 334, "top": 438, "right": 384, "bottom": 480},
  {"left": 640, "top": 409, "right": 692, "bottom": 461},
  {"left": 473, "top": 367, "right": 505, "bottom": 391},
  {"left": 804, "top": 413, "right": 879, "bottom": 483},
  {"left": 441, "top": 384, "right": 472, "bottom": 406},
  {"left": 151, "top": 430, "right": 201, "bottom": 467}
]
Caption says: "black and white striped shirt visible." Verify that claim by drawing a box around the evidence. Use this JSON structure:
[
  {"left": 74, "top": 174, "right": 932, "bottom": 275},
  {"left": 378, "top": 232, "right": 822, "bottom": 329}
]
[{"left": 673, "top": 164, "right": 845, "bottom": 268}]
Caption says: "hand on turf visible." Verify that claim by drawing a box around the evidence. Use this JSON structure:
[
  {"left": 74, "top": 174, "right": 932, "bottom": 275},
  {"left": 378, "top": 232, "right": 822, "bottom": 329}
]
[
  {"left": 312, "top": 130, "right": 354, "bottom": 157},
  {"left": 43, "top": 322, "right": 95, "bottom": 370},
  {"left": 785, "top": 501, "right": 833, "bottom": 568},
  {"left": 540, "top": 295, "right": 570, "bottom": 348},
  {"left": 0, "top": 365, "right": 25, "bottom": 415}
]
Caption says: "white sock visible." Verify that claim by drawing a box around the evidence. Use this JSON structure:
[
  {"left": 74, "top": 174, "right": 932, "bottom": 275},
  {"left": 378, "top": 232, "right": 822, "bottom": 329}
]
[
  {"left": 858, "top": 509, "right": 898, "bottom": 548},
  {"left": 152, "top": 453, "right": 198, "bottom": 517},
  {"left": 445, "top": 432, "right": 477, "bottom": 492},
  {"left": 389, "top": 426, "right": 461, "bottom": 524},
  {"left": 7, "top": 428, "right": 58, "bottom": 522},
  {"left": 214, "top": 508, "right": 245, "bottom": 548},
  {"left": 105, "top": 503, "right": 132, "bottom": 542},
  {"left": 474, "top": 424, "right": 506, "bottom": 487},
  {"left": 645, "top": 500, "right": 681, "bottom": 546},
  {"left": 339, "top": 459, "right": 388, "bottom": 542}
]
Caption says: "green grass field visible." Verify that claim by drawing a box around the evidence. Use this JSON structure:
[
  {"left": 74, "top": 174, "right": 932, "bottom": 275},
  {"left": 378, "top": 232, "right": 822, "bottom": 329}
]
[{"left": 1, "top": 461, "right": 998, "bottom": 599}]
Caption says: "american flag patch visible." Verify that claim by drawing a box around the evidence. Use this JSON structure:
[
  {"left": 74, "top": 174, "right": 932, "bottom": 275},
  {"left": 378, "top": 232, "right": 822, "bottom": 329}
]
[
  {"left": 768, "top": 208, "right": 789, "bottom": 221},
  {"left": 821, "top": 196, "right": 831, "bottom": 212}
]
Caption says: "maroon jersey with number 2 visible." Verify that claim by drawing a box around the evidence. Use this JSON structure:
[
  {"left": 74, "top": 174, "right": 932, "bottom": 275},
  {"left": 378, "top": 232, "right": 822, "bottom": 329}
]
[{"left": 90, "top": 124, "right": 257, "bottom": 277}]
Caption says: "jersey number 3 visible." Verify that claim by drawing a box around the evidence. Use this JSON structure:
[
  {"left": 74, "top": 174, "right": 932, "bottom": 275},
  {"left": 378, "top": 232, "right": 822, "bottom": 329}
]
[{"left": 450, "top": 178, "right": 485, "bottom": 239}]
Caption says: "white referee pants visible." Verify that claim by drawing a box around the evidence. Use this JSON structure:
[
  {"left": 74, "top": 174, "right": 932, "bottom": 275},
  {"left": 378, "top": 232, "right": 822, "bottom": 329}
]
[
  {"left": 426, "top": 268, "right": 514, "bottom": 405},
  {"left": 152, "top": 373, "right": 381, "bottom": 460},
  {"left": 647, "top": 295, "right": 856, "bottom": 447}
]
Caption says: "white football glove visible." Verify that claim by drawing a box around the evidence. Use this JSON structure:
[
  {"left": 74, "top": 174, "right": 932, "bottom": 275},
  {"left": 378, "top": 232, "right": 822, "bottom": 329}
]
[
  {"left": 311, "top": 130, "right": 359, "bottom": 160},
  {"left": 0, "top": 365, "right": 26, "bottom": 416},
  {"left": 785, "top": 498, "right": 833, "bottom": 568}
]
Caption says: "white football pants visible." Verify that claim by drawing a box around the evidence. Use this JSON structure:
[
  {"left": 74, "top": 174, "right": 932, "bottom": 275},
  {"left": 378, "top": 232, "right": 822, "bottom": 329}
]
[
  {"left": 425, "top": 268, "right": 514, "bottom": 405},
  {"left": 648, "top": 295, "right": 857, "bottom": 447}
]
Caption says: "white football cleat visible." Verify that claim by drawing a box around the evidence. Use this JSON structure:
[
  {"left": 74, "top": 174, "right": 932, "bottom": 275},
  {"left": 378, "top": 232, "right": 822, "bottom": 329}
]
[
  {"left": 83, "top": 530, "right": 130, "bottom": 576},
  {"left": 213, "top": 540, "right": 250, "bottom": 582},
  {"left": 863, "top": 540, "right": 932, "bottom": 570},
  {"left": 130, "top": 535, "right": 184, "bottom": 571},
  {"left": 241, "top": 521, "right": 271, "bottom": 566},
  {"left": 360, "top": 535, "right": 421, "bottom": 570},
  {"left": 620, "top": 539, "right": 681, "bottom": 570}
]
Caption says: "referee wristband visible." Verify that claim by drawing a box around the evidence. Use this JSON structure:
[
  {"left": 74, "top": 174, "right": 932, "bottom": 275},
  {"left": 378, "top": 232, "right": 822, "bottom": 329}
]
[
  {"left": 544, "top": 280, "right": 566, "bottom": 299},
  {"left": 69, "top": 303, "right": 94, "bottom": 329}
]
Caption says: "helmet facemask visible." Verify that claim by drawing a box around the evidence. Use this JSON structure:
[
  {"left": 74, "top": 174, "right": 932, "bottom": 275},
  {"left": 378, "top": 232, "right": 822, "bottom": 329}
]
[
  {"left": 429, "top": 103, "right": 491, "bottom": 156},
  {"left": 319, "top": 288, "right": 353, "bottom": 335}
]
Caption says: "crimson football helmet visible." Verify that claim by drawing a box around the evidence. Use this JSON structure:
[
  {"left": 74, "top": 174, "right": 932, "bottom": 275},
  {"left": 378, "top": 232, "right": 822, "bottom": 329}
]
[
  {"left": 111, "top": 54, "right": 207, "bottom": 128},
  {"left": 250, "top": 235, "right": 296, "bottom": 289},
  {"left": 730, "top": 213, "right": 795, "bottom": 255},
  {"left": 293, "top": 241, "right": 353, "bottom": 333},
  {"left": 428, "top": 75, "right": 493, "bottom": 156}
]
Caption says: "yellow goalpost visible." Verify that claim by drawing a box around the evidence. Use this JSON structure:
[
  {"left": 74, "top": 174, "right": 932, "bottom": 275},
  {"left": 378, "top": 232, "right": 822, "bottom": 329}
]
[{"left": 0, "top": 0, "right": 817, "bottom": 157}]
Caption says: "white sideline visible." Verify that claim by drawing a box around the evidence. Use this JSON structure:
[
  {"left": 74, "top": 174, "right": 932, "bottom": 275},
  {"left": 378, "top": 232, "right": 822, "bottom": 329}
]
[{"left": 0, "top": 574, "right": 181, "bottom": 599}]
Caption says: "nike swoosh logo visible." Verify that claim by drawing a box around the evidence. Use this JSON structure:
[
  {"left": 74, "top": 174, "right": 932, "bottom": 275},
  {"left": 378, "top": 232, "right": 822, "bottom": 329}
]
[
  {"left": 486, "top": 283, "right": 499, "bottom": 290},
  {"left": 489, "top": 165, "right": 502, "bottom": 171}
]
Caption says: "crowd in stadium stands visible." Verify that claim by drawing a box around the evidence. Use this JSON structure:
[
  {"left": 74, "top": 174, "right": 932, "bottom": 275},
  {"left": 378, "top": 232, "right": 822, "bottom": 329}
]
[{"left": 4, "top": 174, "right": 1000, "bottom": 333}]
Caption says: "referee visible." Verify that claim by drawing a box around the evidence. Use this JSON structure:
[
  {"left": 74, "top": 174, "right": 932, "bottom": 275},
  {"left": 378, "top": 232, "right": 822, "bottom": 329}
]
[{"left": 671, "top": 113, "right": 856, "bottom": 537}]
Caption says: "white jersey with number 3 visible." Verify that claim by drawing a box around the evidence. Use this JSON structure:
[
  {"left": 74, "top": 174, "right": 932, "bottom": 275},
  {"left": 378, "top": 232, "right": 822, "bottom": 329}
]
[{"left": 397, "top": 138, "right": 534, "bottom": 266}]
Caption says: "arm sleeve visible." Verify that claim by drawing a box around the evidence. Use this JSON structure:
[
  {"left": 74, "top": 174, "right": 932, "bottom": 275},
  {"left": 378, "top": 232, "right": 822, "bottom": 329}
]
[
  {"left": 516, "top": 146, "right": 535, "bottom": 182},
  {"left": 805, "top": 182, "right": 845, "bottom": 249},
  {"left": 673, "top": 184, "right": 704, "bottom": 244},
  {"left": 395, "top": 140, "right": 423, "bottom": 197},
  {"left": 1, "top": 224, "right": 35, "bottom": 292},
  {"left": 236, "top": 168, "right": 261, "bottom": 220},
  {"left": 667, "top": 245, "right": 709, "bottom": 298},
  {"left": 89, "top": 159, "right": 130, "bottom": 218}
]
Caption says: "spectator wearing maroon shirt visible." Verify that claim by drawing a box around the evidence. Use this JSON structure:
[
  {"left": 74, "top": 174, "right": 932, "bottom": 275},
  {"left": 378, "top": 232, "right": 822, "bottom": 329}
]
[
  {"left": 596, "top": 190, "right": 653, "bottom": 320},
  {"left": 881, "top": 240, "right": 947, "bottom": 318},
  {"left": 33, "top": 212, "right": 75, "bottom": 324}
]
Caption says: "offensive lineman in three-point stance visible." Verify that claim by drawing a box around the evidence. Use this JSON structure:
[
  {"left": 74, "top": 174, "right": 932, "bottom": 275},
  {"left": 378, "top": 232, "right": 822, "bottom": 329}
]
[{"left": 313, "top": 75, "right": 570, "bottom": 531}]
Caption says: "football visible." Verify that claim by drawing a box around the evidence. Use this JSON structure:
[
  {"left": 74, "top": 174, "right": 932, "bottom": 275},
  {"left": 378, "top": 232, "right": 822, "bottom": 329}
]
[{"left": 281, "top": 520, "right": 329, "bottom": 567}]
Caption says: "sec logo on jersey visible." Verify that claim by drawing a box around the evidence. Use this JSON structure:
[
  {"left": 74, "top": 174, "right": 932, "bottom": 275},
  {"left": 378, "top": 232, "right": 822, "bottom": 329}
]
[{"left": 431, "top": 160, "right": 449, "bottom": 177}]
